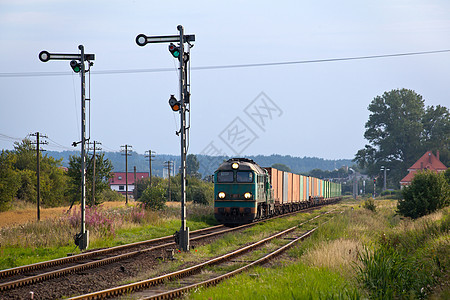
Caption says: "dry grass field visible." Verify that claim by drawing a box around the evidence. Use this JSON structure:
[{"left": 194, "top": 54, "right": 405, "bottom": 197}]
[
  {"left": 0, "top": 201, "right": 132, "bottom": 228},
  {"left": 0, "top": 201, "right": 183, "bottom": 228}
]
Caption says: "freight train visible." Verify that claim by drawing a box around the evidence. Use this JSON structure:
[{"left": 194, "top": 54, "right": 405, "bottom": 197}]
[{"left": 214, "top": 158, "right": 341, "bottom": 225}]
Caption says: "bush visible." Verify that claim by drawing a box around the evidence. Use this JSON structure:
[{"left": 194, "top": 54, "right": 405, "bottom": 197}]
[
  {"left": 398, "top": 170, "right": 449, "bottom": 219},
  {"left": 100, "top": 188, "right": 124, "bottom": 202},
  {"left": 363, "top": 199, "right": 376, "bottom": 212},
  {"left": 139, "top": 183, "right": 166, "bottom": 210}
]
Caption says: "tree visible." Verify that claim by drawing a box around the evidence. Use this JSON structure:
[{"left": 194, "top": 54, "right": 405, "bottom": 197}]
[
  {"left": 272, "top": 163, "right": 291, "bottom": 172},
  {"left": 187, "top": 154, "right": 201, "bottom": 178},
  {"left": 398, "top": 170, "right": 449, "bottom": 219},
  {"left": 354, "top": 89, "right": 450, "bottom": 188},
  {"left": 422, "top": 105, "right": 450, "bottom": 166},
  {"left": 11, "top": 139, "right": 69, "bottom": 207},
  {"left": 186, "top": 175, "right": 214, "bottom": 205},
  {"left": 0, "top": 150, "right": 20, "bottom": 211},
  {"left": 67, "top": 153, "right": 113, "bottom": 206},
  {"left": 13, "top": 139, "right": 36, "bottom": 171}
]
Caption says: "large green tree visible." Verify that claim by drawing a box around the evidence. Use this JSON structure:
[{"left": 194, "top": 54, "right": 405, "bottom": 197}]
[
  {"left": 0, "top": 150, "right": 20, "bottom": 211},
  {"left": 186, "top": 154, "right": 200, "bottom": 178},
  {"left": 12, "top": 139, "right": 68, "bottom": 207},
  {"left": 354, "top": 89, "right": 449, "bottom": 188},
  {"left": 67, "top": 153, "right": 114, "bottom": 206}
]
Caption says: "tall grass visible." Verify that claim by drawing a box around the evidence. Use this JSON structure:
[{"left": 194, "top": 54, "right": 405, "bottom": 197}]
[
  {"left": 301, "top": 238, "right": 364, "bottom": 278},
  {"left": 0, "top": 203, "right": 216, "bottom": 269},
  {"left": 356, "top": 207, "right": 449, "bottom": 299},
  {"left": 356, "top": 246, "right": 436, "bottom": 299}
]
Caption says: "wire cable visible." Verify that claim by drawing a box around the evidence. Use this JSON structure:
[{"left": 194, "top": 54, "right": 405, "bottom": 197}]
[{"left": 1, "top": 49, "right": 449, "bottom": 78}]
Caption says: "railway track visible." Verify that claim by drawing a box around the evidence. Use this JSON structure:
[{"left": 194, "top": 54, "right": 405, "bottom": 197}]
[
  {"left": 0, "top": 225, "right": 225, "bottom": 281},
  {"left": 69, "top": 211, "right": 336, "bottom": 299},
  {"left": 1, "top": 205, "right": 337, "bottom": 299}
]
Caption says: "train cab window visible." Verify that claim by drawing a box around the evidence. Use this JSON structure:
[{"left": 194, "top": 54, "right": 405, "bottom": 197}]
[
  {"left": 217, "top": 171, "right": 234, "bottom": 183},
  {"left": 237, "top": 171, "right": 253, "bottom": 183}
]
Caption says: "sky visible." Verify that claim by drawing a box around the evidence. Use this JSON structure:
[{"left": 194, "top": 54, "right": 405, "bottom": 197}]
[{"left": 1, "top": 0, "right": 449, "bottom": 160}]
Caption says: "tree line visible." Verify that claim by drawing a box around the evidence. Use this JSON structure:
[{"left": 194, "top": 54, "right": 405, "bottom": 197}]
[
  {"left": 0, "top": 139, "right": 117, "bottom": 212},
  {"left": 0, "top": 142, "right": 213, "bottom": 212}
]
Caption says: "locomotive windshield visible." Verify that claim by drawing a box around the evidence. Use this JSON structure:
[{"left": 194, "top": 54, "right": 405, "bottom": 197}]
[
  {"left": 217, "top": 171, "right": 234, "bottom": 183},
  {"left": 237, "top": 171, "right": 253, "bottom": 183}
]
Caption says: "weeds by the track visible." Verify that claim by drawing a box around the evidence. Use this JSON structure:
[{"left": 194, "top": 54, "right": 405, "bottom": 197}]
[
  {"left": 0, "top": 203, "right": 216, "bottom": 269},
  {"left": 190, "top": 200, "right": 449, "bottom": 299}
]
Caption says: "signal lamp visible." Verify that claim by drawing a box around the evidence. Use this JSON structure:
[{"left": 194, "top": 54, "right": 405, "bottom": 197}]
[
  {"left": 168, "top": 94, "right": 181, "bottom": 111},
  {"left": 218, "top": 192, "right": 226, "bottom": 199},
  {"left": 70, "top": 60, "right": 81, "bottom": 73},
  {"left": 231, "top": 162, "right": 239, "bottom": 169},
  {"left": 244, "top": 192, "right": 252, "bottom": 199},
  {"left": 168, "top": 43, "right": 180, "bottom": 58}
]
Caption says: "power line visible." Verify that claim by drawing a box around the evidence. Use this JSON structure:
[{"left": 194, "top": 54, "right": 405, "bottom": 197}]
[
  {"left": 1, "top": 49, "right": 449, "bottom": 78},
  {"left": 46, "top": 137, "right": 74, "bottom": 151}
]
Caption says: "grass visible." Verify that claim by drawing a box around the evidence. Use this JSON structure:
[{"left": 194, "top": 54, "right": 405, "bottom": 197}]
[
  {"left": 189, "top": 200, "right": 449, "bottom": 299},
  {"left": 190, "top": 263, "right": 360, "bottom": 300},
  {"left": 1, "top": 199, "right": 448, "bottom": 299},
  {"left": 0, "top": 203, "right": 217, "bottom": 269}
]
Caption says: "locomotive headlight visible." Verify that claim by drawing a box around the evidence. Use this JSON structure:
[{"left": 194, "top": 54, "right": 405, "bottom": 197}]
[
  {"left": 218, "top": 192, "right": 226, "bottom": 199},
  {"left": 244, "top": 192, "right": 252, "bottom": 199},
  {"left": 231, "top": 162, "right": 239, "bottom": 169}
]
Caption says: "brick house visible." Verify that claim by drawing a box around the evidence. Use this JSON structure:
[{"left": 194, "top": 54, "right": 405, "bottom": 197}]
[
  {"left": 109, "top": 172, "right": 149, "bottom": 197},
  {"left": 400, "top": 151, "right": 447, "bottom": 188}
]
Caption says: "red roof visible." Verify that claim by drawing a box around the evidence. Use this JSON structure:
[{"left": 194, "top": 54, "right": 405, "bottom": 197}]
[
  {"left": 109, "top": 172, "right": 149, "bottom": 185},
  {"left": 408, "top": 151, "right": 447, "bottom": 172},
  {"left": 400, "top": 151, "right": 447, "bottom": 185}
]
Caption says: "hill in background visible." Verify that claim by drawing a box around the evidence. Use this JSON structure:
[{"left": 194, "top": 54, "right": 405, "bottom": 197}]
[{"left": 47, "top": 151, "right": 353, "bottom": 178}]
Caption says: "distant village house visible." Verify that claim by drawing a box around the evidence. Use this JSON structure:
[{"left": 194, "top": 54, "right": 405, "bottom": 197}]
[
  {"left": 400, "top": 150, "right": 447, "bottom": 188},
  {"left": 109, "top": 172, "right": 149, "bottom": 197}
]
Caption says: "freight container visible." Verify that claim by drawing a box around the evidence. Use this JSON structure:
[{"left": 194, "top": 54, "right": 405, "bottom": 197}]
[
  {"left": 288, "top": 173, "right": 293, "bottom": 203},
  {"left": 306, "top": 176, "right": 310, "bottom": 199},
  {"left": 299, "top": 175, "right": 305, "bottom": 202},
  {"left": 282, "top": 171, "right": 289, "bottom": 203},
  {"left": 278, "top": 170, "right": 283, "bottom": 204},
  {"left": 292, "top": 174, "right": 300, "bottom": 202},
  {"left": 319, "top": 179, "right": 323, "bottom": 197}
]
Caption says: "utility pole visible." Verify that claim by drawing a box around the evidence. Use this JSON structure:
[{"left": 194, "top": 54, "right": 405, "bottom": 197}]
[
  {"left": 380, "top": 166, "right": 390, "bottom": 192},
  {"left": 136, "top": 26, "right": 195, "bottom": 252},
  {"left": 88, "top": 141, "right": 102, "bottom": 206},
  {"left": 30, "top": 132, "right": 48, "bottom": 221},
  {"left": 121, "top": 145, "right": 132, "bottom": 204},
  {"left": 373, "top": 178, "right": 376, "bottom": 198},
  {"left": 349, "top": 168, "right": 357, "bottom": 199},
  {"left": 39, "top": 45, "right": 94, "bottom": 251},
  {"left": 145, "top": 150, "right": 156, "bottom": 186},
  {"left": 165, "top": 161, "right": 174, "bottom": 202},
  {"left": 133, "top": 166, "right": 137, "bottom": 200}
]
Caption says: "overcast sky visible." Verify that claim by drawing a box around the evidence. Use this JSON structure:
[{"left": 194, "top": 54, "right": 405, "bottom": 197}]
[{"left": 1, "top": 0, "right": 449, "bottom": 160}]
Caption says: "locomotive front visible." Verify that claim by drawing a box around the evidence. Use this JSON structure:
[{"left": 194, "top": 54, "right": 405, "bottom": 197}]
[{"left": 214, "top": 158, "right": 264, "bottom": 224}]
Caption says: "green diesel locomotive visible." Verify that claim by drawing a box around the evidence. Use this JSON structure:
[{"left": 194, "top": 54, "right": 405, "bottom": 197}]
[{"left": 214, "top": 158, "right": 341, "bottom": 225}]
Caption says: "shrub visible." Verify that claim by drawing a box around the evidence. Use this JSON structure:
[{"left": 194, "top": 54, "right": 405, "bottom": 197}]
[
  {"left": 363, "top": 199, "right": 376, "bottom": 212},
  {"left": 398, "top": 170, "right": 450, "bottom": 219},
  {"left": 139, "top": 183, "right": 166, "bottom": 210},
  {"left": 188, "top": 186, "right": 208, "bottom": 205},
  {"left": 100, "top": 188, "right": 124, "bottom": 202}
]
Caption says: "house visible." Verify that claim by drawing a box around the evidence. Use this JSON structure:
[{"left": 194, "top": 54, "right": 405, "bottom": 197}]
[
  {"left": 400, "top": 151, "right": 447, "bottom": 188},
  {"left": 109, "top": 172, "right": 149, "bottom": 197}
]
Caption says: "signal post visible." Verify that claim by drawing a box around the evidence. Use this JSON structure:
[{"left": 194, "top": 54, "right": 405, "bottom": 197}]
[
  {"left": 136, "top": 26, "right": 194, "bottom": 252},
  {"left": 39, "top": 46, "right": 94, "bottom": 251}
]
